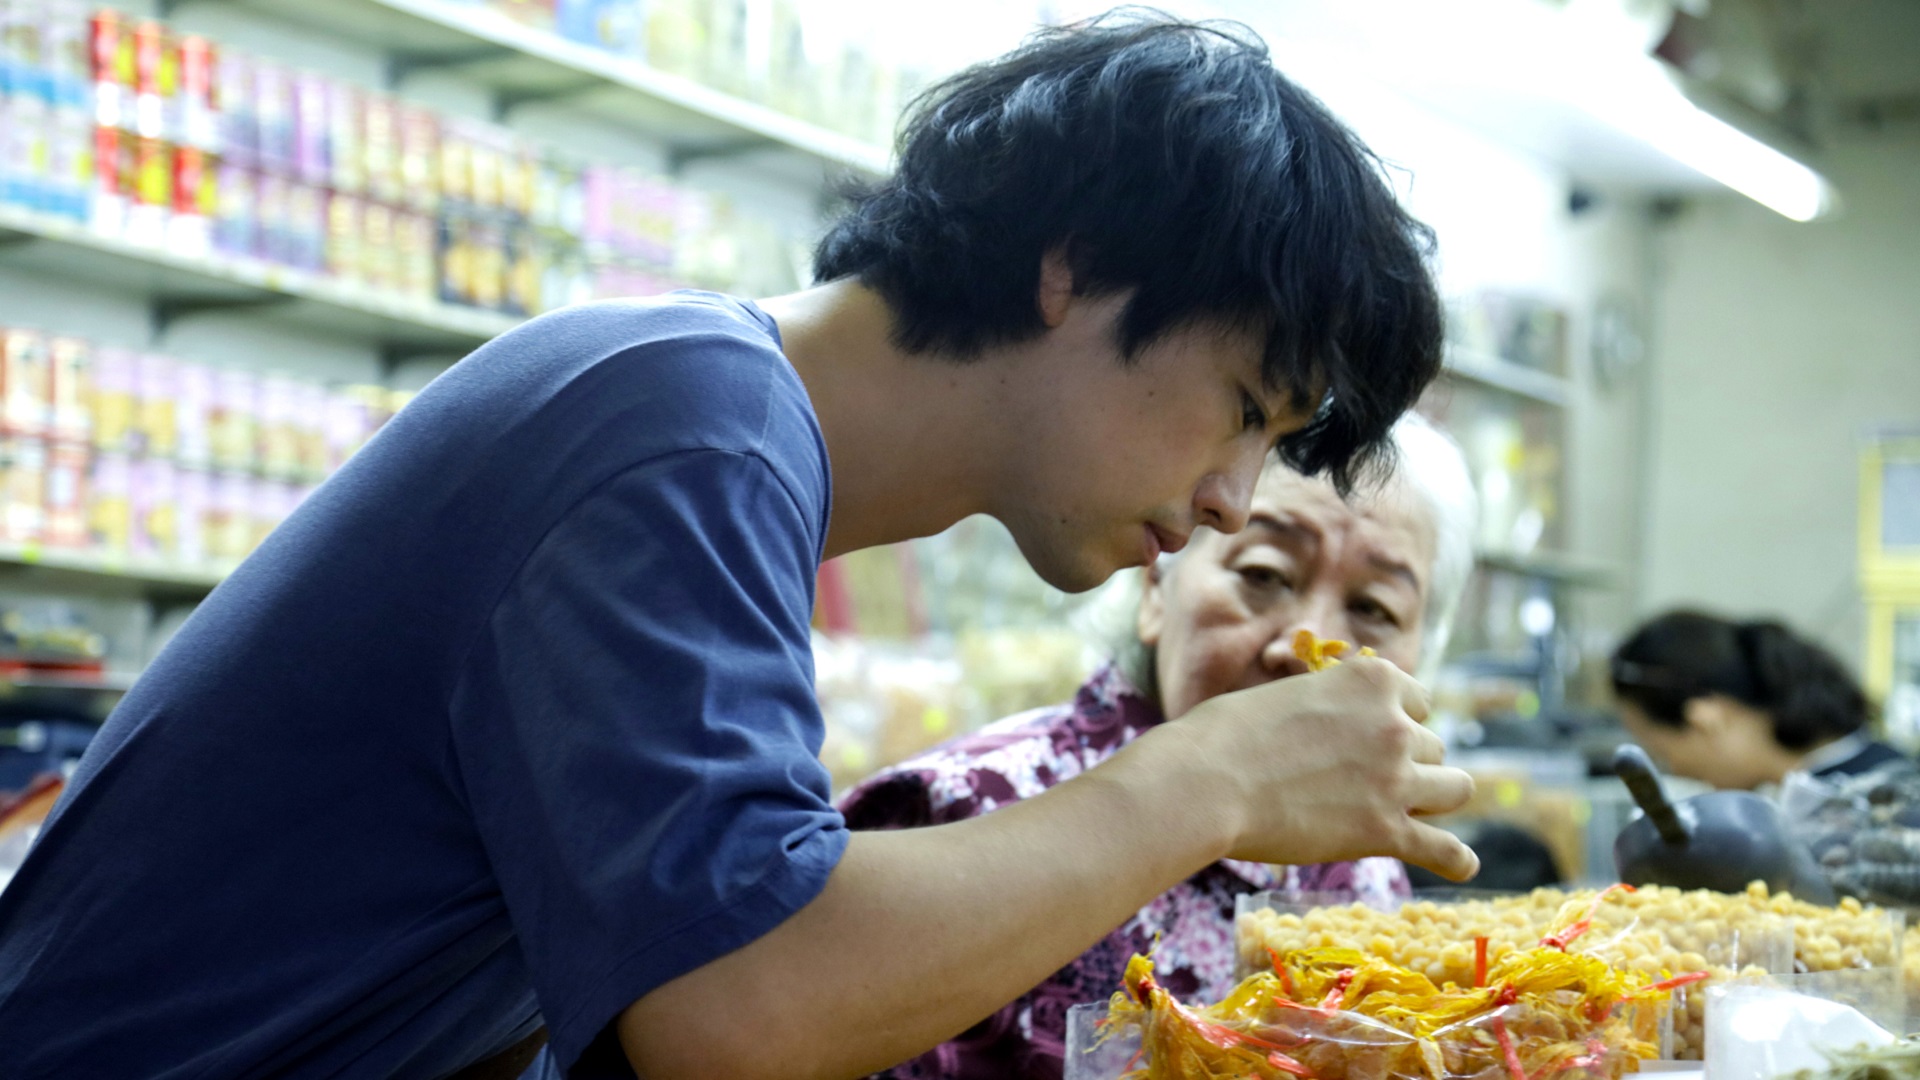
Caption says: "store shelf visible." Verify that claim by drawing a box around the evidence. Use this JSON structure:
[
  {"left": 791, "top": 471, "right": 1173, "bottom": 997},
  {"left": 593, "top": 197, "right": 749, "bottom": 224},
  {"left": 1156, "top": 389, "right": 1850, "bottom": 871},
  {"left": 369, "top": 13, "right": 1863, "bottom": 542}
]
[
  {"left": 223, "top": 0, "right": 893, "bottom": 178},
  {"left": 0, "top": 542, "right": 227, "bottom": 598},
  {"left": 0, "top": 204, "right": 519, "bottom": 353},
  {"left": 1443, "top": 347, "right": 1573, "bottom": 408},
  {"left": 1474, "top": 548, "right": 1617, "bottom": 589},
  {"left": 2, "top": 671, "right": 140, "bottom": 695}
]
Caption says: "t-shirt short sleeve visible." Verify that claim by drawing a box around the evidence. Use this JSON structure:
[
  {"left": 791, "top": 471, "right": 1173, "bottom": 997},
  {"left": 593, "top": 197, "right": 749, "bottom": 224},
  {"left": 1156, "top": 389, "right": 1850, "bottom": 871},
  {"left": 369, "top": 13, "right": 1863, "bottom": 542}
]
[{"left": 448, "top": 447, "right": 848, "bottom": 1070}]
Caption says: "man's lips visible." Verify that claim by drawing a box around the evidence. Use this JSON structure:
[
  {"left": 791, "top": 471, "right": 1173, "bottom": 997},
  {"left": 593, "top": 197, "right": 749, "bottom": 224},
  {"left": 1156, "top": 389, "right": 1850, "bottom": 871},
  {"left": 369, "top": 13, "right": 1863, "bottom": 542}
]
[{"left": 1145, "top": 523, "right": 1189, "bottom": 560}]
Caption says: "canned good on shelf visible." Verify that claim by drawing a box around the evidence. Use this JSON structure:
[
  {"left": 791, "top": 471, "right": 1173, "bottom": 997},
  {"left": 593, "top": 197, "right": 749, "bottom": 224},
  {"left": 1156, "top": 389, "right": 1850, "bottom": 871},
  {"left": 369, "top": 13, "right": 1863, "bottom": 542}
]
[
  {"left": 86, "top": 449, "right": 132, "bottom": 554},
  {"left": 47, "top": 335, "right": 90, "bottom": 443},
  {"left": 2, "top": 327, "right": 52, "bottom": 438},
  {"left": 0, "top": 436, "right": 48, "bottom": 543},
  {"left": 43, "top": 439, "right": 89, "bottom": 548}
]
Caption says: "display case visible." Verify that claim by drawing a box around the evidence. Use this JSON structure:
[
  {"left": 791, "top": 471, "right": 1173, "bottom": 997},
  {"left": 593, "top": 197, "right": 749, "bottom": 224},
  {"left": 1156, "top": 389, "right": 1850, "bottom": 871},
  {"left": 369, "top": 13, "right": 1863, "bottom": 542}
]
[{"left": 1861, "top": 431, "right": 1920, "bottom": 751}]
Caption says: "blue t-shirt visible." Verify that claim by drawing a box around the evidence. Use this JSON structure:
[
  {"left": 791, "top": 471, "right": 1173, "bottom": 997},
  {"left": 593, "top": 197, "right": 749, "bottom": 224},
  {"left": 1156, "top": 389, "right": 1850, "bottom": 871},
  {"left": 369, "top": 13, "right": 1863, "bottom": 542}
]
[{"left": 0, "top": 293, "right": 849, "bottom": 1077}]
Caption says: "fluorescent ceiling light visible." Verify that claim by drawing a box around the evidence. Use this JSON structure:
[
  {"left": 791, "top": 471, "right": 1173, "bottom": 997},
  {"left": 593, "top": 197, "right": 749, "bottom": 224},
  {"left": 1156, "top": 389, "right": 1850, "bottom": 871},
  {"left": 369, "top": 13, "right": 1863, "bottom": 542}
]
[
  {"left": 1565, "top": 55, "right": 1833, "bottom": 221},
  {"left": 1203, "top": 0, "right": 1836, "bottom": 221}
]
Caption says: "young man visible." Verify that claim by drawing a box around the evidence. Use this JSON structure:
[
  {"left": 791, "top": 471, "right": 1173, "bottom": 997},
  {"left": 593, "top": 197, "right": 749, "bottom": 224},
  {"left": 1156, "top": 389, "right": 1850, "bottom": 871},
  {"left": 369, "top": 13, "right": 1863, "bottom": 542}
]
[{"left": 0, "top": 14, "right": 1476, "bottom": 1080}]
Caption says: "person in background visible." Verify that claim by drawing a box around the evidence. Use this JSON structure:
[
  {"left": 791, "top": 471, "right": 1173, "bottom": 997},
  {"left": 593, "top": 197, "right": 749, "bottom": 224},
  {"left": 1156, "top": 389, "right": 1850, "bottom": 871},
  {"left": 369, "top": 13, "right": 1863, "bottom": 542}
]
[
  {"left": 1611, "top": 610, "right": 1904, "bottom": 790},
  {"left": 840, "top": 414, "right": 1478, "bottom": 1080}
]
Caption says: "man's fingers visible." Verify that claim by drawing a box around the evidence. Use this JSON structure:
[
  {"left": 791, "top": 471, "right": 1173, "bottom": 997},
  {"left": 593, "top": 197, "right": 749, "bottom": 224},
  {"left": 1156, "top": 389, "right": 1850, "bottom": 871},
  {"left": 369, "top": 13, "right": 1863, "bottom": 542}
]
[
  {"left": 1399, "top": 820, "right": 1480, "bottom": 883},
  {"left": 1405, "top": 763, "right": 1475, "bottom": 817}
]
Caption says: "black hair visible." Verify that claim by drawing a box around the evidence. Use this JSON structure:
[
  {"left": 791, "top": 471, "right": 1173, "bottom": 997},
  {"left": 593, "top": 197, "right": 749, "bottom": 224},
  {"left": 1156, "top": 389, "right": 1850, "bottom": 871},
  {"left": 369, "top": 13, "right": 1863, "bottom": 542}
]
[
  {"left": 1610, "top": 610, "right": 1871, "bottom": 752},
  {"left": 812, "top": 8, "right": 1443, "bottom": 494}
]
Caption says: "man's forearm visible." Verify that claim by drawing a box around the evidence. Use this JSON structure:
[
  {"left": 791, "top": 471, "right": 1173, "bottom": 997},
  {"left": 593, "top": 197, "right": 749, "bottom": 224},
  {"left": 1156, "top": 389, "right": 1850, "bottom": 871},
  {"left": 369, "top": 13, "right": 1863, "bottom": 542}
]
[{"left": 618, "top": 722, "right": 1232, "bottom": 1080}]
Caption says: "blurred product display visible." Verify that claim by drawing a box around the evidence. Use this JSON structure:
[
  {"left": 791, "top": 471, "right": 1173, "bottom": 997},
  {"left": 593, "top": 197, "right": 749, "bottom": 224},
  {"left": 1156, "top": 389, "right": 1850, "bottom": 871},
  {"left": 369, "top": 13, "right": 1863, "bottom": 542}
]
[
  {"left": 0, "top": 1, "right": 811, "bottom": 318},
  {"left": 0, "top": 324, "right": 407, "bottom": 571}
]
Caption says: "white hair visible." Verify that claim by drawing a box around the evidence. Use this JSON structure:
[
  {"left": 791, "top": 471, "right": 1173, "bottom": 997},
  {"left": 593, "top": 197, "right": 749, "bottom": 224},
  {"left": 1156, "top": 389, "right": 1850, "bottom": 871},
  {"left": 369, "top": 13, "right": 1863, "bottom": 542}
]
[
  {"left": 1080, "top": 412, "right": 1478, "bottom": 694},
  {"left": 1386, "top": 412, "right": 1477, "bottom": 682}
]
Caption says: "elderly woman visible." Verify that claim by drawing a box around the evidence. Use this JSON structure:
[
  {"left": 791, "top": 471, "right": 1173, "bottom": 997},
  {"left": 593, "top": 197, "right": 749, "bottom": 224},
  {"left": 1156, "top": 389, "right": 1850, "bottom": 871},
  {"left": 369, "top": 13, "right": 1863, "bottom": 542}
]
[
  {"left": 1612, "top": 610, "right": 1905, "bottom": 790},
  {"left": 838, "top": 414, "right": 1477, "bottom": 1080}
]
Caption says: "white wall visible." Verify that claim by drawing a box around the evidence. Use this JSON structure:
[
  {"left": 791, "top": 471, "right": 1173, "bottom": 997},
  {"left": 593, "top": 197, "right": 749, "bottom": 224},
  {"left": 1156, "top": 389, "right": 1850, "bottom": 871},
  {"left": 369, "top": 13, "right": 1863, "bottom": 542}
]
[{"left": 1637, "top": 129, "right": 1920, "bottom": 665}]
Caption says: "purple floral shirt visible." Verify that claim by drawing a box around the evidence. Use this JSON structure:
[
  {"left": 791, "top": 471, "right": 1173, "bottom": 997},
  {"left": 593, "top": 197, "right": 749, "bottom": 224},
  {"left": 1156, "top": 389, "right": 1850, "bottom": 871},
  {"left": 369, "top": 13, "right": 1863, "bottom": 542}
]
[{"left": 837, "top": 664, "right": 1410, "bottom": 1080}]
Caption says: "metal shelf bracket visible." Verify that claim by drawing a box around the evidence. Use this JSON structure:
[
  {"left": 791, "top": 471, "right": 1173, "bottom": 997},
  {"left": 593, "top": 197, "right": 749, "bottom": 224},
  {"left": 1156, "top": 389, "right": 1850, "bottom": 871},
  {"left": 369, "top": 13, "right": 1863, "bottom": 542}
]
[
  {"left": 385, "top": 45, "right": 515, "bottom": 89},
  {"left": 149, "top": 295, "right": 296, "bottom": 342}
]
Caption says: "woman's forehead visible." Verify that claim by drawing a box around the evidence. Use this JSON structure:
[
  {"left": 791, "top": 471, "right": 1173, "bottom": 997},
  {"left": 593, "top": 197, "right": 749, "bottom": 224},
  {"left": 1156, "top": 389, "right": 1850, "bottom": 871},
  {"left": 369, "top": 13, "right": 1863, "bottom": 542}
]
[{"left": 1239, "top": 467, "right": 1437, "bottom": 577}]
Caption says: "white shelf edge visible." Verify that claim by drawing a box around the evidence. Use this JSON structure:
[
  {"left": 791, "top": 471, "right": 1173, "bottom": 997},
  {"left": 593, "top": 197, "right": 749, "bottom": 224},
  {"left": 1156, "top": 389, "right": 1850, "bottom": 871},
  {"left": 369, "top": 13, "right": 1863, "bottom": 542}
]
[
  {"left": 0, "top": 542, "right": 229, "bottom": 591},
  {"left": 375, "top": 0, "right": 894, "bottom": 176},
  {"left": 0, "top": 204, "right": 522, "bottom": 345},
  {"left": 1443, "top": 346, "right": 1573, "bottom": 407},
  {"left": 1474, "top": 548, "right": 1617, "bottom": 587}
]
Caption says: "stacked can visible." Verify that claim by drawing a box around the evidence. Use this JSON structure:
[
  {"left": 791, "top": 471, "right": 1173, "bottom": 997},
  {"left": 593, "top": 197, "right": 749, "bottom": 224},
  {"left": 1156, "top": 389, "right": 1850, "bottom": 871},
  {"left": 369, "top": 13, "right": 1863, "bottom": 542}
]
[
  {"left": 0, "top": 0, "right": 94, "bottom": 221},
  {"left": 0, "top": 324, "right": 410, "bottom": 567}
]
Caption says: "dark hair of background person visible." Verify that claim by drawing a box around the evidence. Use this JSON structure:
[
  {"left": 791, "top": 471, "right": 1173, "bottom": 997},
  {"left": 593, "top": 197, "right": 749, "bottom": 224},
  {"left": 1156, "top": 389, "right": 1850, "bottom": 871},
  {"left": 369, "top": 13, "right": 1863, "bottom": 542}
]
[
  {"left": 812, "top": 8, "right": 1444, "bottom": 495},
  {"left": 1610, "top": 610, "right": 1872, "bottom": 751}
]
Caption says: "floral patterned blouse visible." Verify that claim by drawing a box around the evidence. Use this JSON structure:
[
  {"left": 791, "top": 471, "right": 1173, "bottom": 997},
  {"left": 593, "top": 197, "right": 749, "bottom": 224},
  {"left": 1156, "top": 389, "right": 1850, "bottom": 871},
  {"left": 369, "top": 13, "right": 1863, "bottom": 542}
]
[{"left": 837, "top": 664, "right": 1410, "bottom": 1080}]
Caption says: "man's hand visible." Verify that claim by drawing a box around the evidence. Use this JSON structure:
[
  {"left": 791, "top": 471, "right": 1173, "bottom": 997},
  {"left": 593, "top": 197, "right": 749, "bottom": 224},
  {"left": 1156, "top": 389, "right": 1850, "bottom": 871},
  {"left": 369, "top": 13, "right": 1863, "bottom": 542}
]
[
  {"left": 619, "top": 657, "right": 1474, "bottom": 1079},
  {"left": 1144, "top": 656, "right": 1479, "bottom": 880}
]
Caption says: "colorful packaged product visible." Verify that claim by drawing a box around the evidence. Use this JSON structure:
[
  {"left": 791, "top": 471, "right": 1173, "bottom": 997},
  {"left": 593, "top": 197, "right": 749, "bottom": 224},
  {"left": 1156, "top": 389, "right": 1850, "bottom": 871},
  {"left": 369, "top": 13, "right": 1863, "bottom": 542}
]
[
  {"left": 88, "top": 120, "right": 128, "bottom": 235},
  {"left": 0, "top": 434, "right": 46, "bottom": 542},
  {"left": 42, "top": 438, "right": 87, "bottom": 547},
  {"left": 1, "top": 327, "right": 51, "bottom": 437},
  {"left": 396, "top": 103, "right": 439, "bottom": 214},
  {"left": 359, "top": 199, "right": 395, "bottom": 291},
  {"left": 41, "top": 103, "right": 90, "bottom": 221},
  {"left": 293, "top": 379, "right": 327, "bottom": 480},
  {"left": 286, "top": 180, "right": 325, "bottom": 271},
  {"left": 167, "top": 142, "right": 211, "bottom": 257},
  {"left": 256, "top": 372, "right": 299, "bottom": 478},
  {"left": 213, "top": 46, "right": 255, "bottom": 169},
  {"left": 86, "top": 449, "right": 131, "bottom": 552},
  {"left": 130, "top": 19, "right": 171, "bottom": 140},
  {"left": 87, "top": 345, "right": 135, "bottom": 452},
  {"left": 207, "top": 469, "right": 250, "bottom": 561},
  {"left": 322, "top": 385, "right": 374, "bottom": 472},
  {"left": 326, "top": 78, "right": 364, "bottom": 196},
  {"left": 325, "top": 190, "right": 363, "bottom": 283},
  {"left": 253, "top": 169, "right": 289, "bottom": 264},
  {"left": 46, "top": 334, "right": 88, "bottom": 443},
  {"left": 361, "top": 92, "right": 400, "bottom": 206},
  {"left": 211, "top": 161, "right": 254, "bottom": 257},
  {"left": 174, "top": 32, "right": 216, "bottom": 150},
  {"left": 291, "top": 71, "right": 328, "bottom": 186},
  {"left": 87, "top": 8, "right": 132, "bottom": 131},
  {"left": 123, "top": 133, "right": 170, "bottom": 247},
  {"left": 209, "top": 366, "right": 257, "bottom": 473},
  {"left": 172, "top": 463, "right": 210, "bottom": 564},
  {"left": 133, "top": 351, "right": 175, "bottom": 459},
  {"left": 172, "top": 360, "right": 214, "bottom": 466},
  {"left": 131, "top": 453, "right": 175, "bottom": 559},
  {"left": 252, "top": 60, "right": 292, "bottom": 175}
]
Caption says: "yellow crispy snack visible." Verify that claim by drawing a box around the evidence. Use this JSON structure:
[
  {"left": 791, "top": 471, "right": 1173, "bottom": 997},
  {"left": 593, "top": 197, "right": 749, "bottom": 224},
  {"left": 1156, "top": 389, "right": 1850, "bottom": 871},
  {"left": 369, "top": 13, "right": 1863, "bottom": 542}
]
[
  {"left": 1104, "top": 888, "right": 1700, "bottom": 1080},
  {"left": 1295, "top": 630, "right": 1376, "bottom": 672}
]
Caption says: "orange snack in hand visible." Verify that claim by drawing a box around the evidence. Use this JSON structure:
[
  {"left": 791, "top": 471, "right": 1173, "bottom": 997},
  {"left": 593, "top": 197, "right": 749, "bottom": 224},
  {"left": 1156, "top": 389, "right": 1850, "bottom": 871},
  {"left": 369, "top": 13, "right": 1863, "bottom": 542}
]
[{"left": 1294, "top": 629, "right": 1374, "bottom": 672}]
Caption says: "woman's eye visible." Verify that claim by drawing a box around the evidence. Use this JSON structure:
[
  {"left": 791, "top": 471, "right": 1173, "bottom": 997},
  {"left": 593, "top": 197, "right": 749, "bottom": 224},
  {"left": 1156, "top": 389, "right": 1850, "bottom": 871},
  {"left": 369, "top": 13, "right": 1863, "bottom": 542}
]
[
  {"left": 1239, "top": 566, "right": 1289, "bottom": 590},
  {"left": 1241, "top": 390, "right": 1269, "bottom": 432},
  {"left": 1352, "top": 598, "right": 1400, "bottom": 628}
]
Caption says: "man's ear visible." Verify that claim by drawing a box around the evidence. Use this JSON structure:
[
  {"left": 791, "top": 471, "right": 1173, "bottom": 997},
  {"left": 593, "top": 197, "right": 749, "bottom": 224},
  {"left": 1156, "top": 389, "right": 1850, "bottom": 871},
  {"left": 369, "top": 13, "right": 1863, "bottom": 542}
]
[
  {"left": 1037, "top": 247, "right": 1074, "bottom": 329},
  {"left": 1682, "top": 695, "right": 1732, "bottom": 737},
  {"left": 1136, "top": 562, "right": 1167, "bottom": 648}
]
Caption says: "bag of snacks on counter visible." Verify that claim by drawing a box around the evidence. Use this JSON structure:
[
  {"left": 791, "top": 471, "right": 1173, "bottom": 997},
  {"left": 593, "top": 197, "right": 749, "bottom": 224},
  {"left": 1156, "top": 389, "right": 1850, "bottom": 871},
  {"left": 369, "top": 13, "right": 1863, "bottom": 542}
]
[
  {"left": 1236, "top": 882, "right": 1902, "bottom": 1061},
  {"left": 1069, "top": 886, "right": 1700, "bottom": 1080}
]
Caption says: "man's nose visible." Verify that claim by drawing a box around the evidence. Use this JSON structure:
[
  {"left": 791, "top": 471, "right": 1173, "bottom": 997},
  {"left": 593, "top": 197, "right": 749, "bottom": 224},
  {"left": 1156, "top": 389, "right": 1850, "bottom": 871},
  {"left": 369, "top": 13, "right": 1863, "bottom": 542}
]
[{"left": 1192, "top": 447, "right": 1265, "bottom": 533}]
